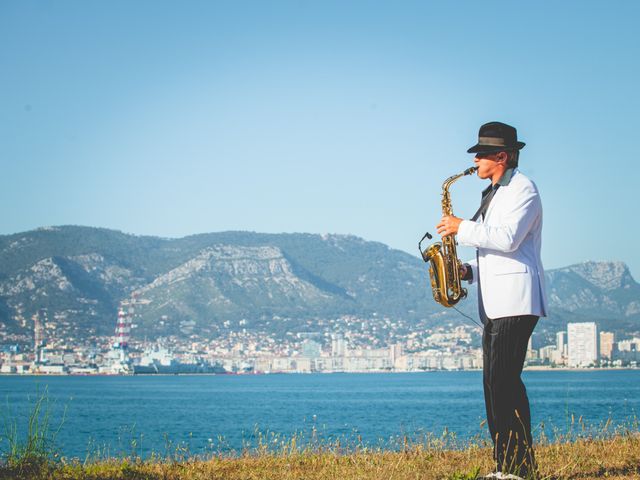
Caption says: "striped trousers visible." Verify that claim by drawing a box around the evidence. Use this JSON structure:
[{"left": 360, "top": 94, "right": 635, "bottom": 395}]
[{"left": 482, "top": 314, "right": 538, "bottom": 477}]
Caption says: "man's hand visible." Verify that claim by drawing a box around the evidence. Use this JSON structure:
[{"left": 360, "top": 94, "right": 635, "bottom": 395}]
[
  {"left": 459, "top": 263, "right": 468, "bottom": 278},
  {"left": 436, "top": 215, "right": 462, "bottom": 237}
]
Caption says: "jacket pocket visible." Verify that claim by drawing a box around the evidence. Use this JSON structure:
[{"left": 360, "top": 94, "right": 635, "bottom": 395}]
[{"left": 492, "top": 258, "right": 528, "bottom": 275}]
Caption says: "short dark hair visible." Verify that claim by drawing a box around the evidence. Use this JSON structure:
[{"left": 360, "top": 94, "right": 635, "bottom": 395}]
[{"left": 506, "top": 150, "right": 519, "bottom": 168}]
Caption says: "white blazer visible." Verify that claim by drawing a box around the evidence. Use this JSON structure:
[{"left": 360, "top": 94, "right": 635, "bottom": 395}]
[{"left": 457, "top": 169, "right": 547, "bottom": 319}]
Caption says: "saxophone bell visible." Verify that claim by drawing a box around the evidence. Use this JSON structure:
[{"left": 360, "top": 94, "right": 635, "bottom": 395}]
[{"left": 420, "top": 166, "right": 476, "bottom": 308}]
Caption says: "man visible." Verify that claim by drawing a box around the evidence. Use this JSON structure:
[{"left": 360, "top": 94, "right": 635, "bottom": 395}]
[{"left": 436, "top": 121, "right": 547, "bottom": 479}]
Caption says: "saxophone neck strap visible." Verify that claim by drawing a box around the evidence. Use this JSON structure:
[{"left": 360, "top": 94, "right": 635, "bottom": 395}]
[{"left": 471, "top": 184, "right": 500, "bottom": 222}]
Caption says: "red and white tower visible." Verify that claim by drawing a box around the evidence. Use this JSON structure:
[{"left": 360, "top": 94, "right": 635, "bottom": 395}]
[
  {"left": 109, "top": 292, "right": 149, "bottom": 373},
  {"left": 114, "top": 306, "right": 131, "bottom": 362},
  {"left": 33, "top": 309, "right": 46, "bottom": 365}
]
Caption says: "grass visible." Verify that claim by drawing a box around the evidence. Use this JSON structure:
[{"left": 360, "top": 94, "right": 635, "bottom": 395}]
[
  {"left": 1, "top": 387, "right": 65, "bottom": 477},
  {"left": 1, "top": 433, "right": 639, "bottom": 480},
  {"left": 1, "top": 392, "right": 640, "bottom": 479}
]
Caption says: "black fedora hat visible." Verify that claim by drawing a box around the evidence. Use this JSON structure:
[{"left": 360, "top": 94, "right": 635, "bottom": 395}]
[{"left": 467, "top": 121, "right": 526, "bottom": 154}]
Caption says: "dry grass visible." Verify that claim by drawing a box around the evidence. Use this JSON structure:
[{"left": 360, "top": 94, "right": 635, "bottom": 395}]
[
  {"left": 1, "top": 432, "right": 639, "bottom": 480},
  {"left": 3, "top": 393, "right": 639, "bottom": 480}
]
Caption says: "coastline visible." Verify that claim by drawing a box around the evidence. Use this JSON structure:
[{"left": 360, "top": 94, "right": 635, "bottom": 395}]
[{"left": 1, "top": 365, "right": 639, "bottom": 376}]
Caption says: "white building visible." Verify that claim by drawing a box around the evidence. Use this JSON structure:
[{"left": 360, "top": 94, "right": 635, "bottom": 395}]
[
  {"left": 617, "top": 337, "right": 640, "bottom": 352},
  {"left": 538, "top": 345, "right": 556, "bottom": 363},
  {"left": 390, "top": 343, "right": 403, "bottom": 366},
  {"left": 567, "top": 322, "right": 598, "bottom": 367},
  {"left": 556, "top": 331, "right": 567, "bottom": 356},
  {"left": 526, "top": 337, "right": 537, "bottom": 361},
  {"left": 331, "top": 333, "right": 346, "bottom": 357}
]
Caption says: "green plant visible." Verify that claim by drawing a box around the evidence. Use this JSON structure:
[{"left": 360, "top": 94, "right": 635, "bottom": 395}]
[
  {"left": 448, "top": 466, "right": 480, "bottom": 479},
  {"left": 0, "top": 387, "right": 66, "bottom": 475}
]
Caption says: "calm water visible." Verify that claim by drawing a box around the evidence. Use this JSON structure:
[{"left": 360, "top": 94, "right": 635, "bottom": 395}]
[{"left": 1, "top": 371, "right": 639, "bottom": 459}]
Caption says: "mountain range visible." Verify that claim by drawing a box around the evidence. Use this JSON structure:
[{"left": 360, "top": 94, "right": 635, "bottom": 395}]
[{"left": 1, "top": 226, "right": 638, "bottom": 345}]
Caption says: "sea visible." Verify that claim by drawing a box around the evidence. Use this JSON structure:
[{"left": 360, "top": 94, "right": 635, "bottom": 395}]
[{"left": 1, "top": 370, "right": 639, "bottom": 459}]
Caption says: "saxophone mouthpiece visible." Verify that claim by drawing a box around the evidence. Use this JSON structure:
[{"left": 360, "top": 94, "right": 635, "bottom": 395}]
[{"left": 464, "top": 166, "right": 478, "bottom": 175}]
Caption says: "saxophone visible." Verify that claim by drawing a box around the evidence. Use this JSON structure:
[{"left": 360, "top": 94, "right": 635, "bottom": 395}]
[{"left": 419, "top": 166, "right": 477, "bottom": 307}]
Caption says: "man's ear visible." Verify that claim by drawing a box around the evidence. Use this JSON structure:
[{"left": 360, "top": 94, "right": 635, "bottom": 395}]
[{"left": 496, "top": 151, "right": 508, "bottom": 165}]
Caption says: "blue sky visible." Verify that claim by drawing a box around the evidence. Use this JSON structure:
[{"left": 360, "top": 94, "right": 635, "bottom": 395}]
[{"left": 1, "top": 1, "right": 639, "bottom": 278}]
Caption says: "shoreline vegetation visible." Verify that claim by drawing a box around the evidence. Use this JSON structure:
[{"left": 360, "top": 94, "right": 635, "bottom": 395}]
[
  {"left": 1, "top": 434, "right": 639, "bottom": 480},
  {"left": 2, "top": 392, "right": 640, "bottom": 480}
]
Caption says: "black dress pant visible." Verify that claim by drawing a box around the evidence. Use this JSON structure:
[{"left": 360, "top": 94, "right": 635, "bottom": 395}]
[{"left": 483, "top": 315, "right": 538, "bottom": 476}]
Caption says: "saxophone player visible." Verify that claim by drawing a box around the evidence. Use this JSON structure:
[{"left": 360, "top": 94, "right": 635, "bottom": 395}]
[{"left": 436, "top": 122, "right": 547, "bottom": 480}]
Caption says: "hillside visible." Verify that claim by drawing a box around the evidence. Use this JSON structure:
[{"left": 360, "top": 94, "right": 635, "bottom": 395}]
[{"left": 0, "top": 226, "right": 638, "bottom": 344}]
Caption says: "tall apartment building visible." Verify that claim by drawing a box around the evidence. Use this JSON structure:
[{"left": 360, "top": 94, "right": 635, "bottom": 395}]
[
  {"left": 390, "top": 343, "right": 403, "bottom": 365},
  {"left": 599, "top": 331, "right": 615, "bottom": 360},
  {"left": 556, "top": 331, "right": 567, "bottom": 356},
  {"left": 526, "top": 336, "right": 536, "bottom": 361},
  {"left": 567, "top": 322, "right": 599, "bottom": 367},
  {"left": 331, "top": 333, "right": 346, "bottom": 357}
]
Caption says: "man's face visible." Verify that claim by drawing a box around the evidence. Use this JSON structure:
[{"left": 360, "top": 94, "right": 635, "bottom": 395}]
[{"left": 473, "top": 151, "right": 506, "bottom": 180}]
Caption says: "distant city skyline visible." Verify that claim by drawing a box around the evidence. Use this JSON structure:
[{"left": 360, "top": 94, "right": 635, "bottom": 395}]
[
  {"left": 4, "top": 310, "right": 639, "bottom": 376},
  {"left": 2, "top": 1, "right": 639, "bottom": 278}
]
